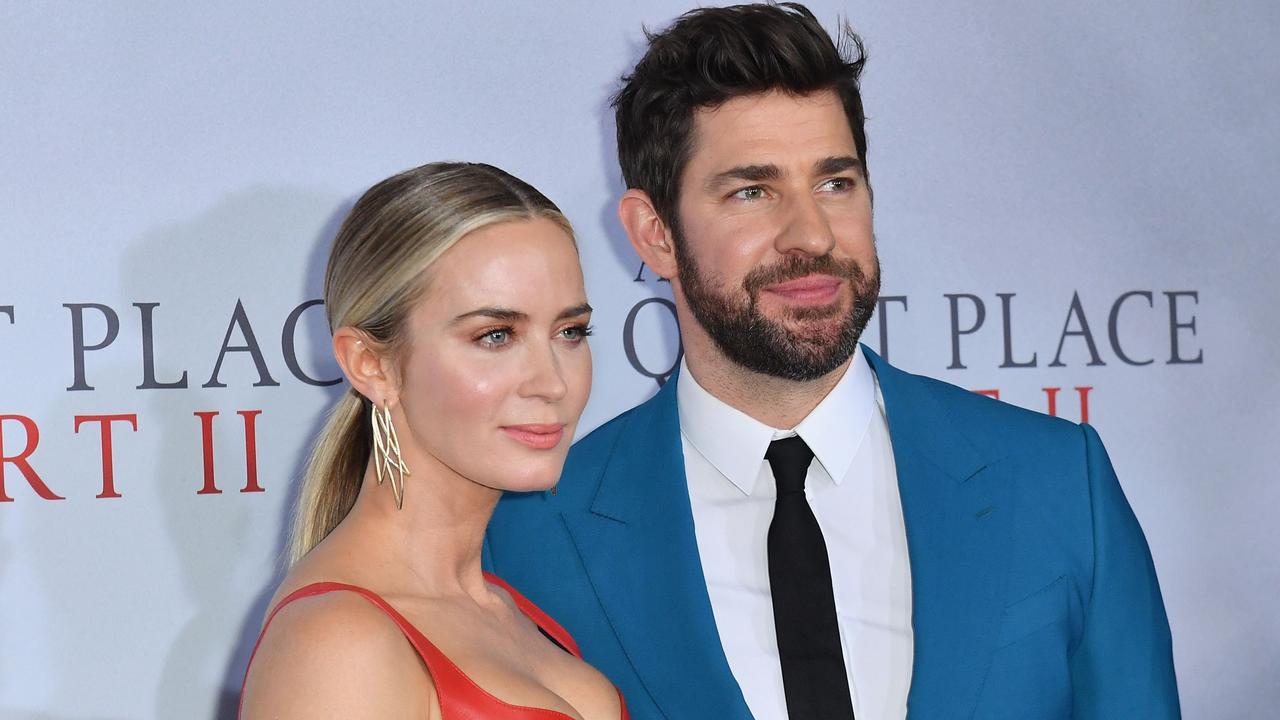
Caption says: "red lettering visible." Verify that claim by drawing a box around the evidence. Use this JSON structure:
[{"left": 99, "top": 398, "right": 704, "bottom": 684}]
[
  {"left": 1043, "top": 386, "right": 1061, "bottom": 417},
  {"left": 194, "top": 411, "right": 220, "bottom": 494},
  {"left": 1043, "top": 386, "right": 1094, "bottom": 422},
  {"left": 0, "top": 414, "right": 64, "bottom": 502},
  {"left": 1075, "top": 386, "right": 1093, "bottom": 424},
  {"left": 238, "top": 410, "right": 264, "bottom": 493},
  {"left": 195, "top": 410, "right": 265, "bottom": 495},
  {"left": 973, "top": 389, "right": 1001, "bottom": 400},
  {"left": 74, "top": 414, "right": 138, "bottom": 499}
]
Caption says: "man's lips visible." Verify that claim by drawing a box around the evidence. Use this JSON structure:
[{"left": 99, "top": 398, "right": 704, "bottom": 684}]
[
  {"left": 762, "top": 274, "right": 844, "bottom": 304},
  {"left": 500, "top": 424, "right": 566, "bottom": 450}
]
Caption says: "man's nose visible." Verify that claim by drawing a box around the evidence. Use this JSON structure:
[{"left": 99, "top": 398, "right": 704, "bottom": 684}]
[{"left": 775, "top": 193, "right": 837, "bottom": 257}]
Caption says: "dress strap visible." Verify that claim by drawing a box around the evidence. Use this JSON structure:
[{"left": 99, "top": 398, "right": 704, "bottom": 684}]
[
  {"left": 483, "top": 574, "right": 630, "bottom": 719},
  {"left": 237, "top": 581, "right": 582, "bottom": 720},
  {"left": 483, "top": 572, "right": 583, "bottom": 658}
]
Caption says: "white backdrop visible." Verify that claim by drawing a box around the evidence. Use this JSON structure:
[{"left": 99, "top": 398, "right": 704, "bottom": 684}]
[{"left": 1, "top": 2, "right": 1276, "bottom": 718}]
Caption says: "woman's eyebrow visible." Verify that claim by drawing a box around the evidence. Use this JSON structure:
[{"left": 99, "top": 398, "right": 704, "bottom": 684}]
[
  {"left": 557, "top": 303, "right": 593, "bottom": 320},
  {"left": 451, "top": 303, "right": 591, "bottom": 324},
  {"left": 451, "top": 306, "right": 526, "bottom": 324}
]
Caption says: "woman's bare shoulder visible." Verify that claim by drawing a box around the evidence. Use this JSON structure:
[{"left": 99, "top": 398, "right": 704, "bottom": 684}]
[{"left": 239, "top": 587, "right": 436, "bottom": 719}]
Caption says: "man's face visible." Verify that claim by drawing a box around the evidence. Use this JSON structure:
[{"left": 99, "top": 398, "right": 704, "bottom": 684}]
[{"left": 671, "top": 89, "right": 879, "bottom": 381}]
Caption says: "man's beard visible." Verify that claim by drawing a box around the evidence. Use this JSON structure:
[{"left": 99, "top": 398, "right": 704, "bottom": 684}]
[{"left": 675, "top": 235, "right": 881, "bottom": 382}]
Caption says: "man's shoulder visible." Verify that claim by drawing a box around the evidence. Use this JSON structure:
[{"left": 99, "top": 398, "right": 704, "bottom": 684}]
[
  {"left": 558, "top": 393, "right": 665, "bottom": 492},
  {"left": 921, "top": 371, "right": 1075, "bottom": 428},
  {"left": 568, "top": 402, "right": 644, "bottom": 466},
  {"left": 879, "top": 357, "right": 1087, "bottom": 458}
]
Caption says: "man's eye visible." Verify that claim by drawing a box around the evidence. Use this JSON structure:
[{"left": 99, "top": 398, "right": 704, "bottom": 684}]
[
  {"left": 732, "top": 186, "right": 766, "bottom": 201},
  {"left": 821, "top": 177, "right": 855, "bottom": 192}
]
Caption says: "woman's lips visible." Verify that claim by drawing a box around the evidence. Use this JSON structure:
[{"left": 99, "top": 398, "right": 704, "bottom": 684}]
[
  {"left": 763, "top": 274, "right": 843, "bottom": 305},
  {"left": 501, "top": 424, "right": 565, "bottom": 450}
]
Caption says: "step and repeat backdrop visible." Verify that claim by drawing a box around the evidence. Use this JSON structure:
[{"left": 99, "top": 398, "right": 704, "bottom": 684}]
[{"left": 1, "top": 2, "right": 1276, "bottom": 718}]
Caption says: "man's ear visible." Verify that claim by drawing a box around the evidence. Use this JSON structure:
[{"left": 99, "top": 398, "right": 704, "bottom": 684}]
[
  {"left": 332, "top": 327, "right": 398, "bottom": 407},
  {"left": 618, "top": 189, "right": 678, "bottom": 280}
]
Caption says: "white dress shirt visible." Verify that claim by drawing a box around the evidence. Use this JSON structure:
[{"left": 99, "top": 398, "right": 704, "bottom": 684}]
[{"left": 677, "top": 349, "right": 914, "bottom": 719}]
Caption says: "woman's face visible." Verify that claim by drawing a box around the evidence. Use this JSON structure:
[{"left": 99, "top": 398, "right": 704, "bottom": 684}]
[{"left": 395, "top": 217, "right": 592, "bottom": 493}]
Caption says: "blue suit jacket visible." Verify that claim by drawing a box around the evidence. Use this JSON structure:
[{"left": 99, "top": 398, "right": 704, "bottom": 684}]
[{"left": 485, "top": 346, "right": 1180, "bottom": 718}]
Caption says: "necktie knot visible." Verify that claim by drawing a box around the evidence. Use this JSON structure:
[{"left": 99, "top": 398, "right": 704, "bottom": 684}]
[{"left": 765, "top": 435, "right": 814, "bottom": 495}]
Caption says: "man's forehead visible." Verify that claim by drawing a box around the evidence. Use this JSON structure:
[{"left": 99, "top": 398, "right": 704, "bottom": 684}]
[{"left": 687, "top": 89, "right": 857, "bottom": 171}]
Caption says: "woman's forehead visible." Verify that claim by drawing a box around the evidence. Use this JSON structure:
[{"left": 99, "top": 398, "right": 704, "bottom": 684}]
[{"left": 420, "top": 218, "right": 585, "bottom": 319}]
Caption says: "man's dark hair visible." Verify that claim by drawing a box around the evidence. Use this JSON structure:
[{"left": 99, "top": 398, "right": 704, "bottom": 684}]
[{"left": 612, "top": 2, "right": 869, "bottom": 228}]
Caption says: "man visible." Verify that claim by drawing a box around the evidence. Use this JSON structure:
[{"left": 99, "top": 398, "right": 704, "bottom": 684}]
[{"left": 485, "top": 4, "right": 1180, "bottom": 718}]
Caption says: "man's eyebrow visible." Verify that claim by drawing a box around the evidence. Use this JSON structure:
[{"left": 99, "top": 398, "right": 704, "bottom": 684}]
[
  {"left": 557, "top": 303, "right": 593, "bottom": 321},
  {"left": 451, "top": 306, "right": 527, "bottom": 324},
  {"left": 704, "top": 163, "right": 782, "bottom": 193},
  {"left": 815, "top": 155, "right": 863, "bottom": 177}
]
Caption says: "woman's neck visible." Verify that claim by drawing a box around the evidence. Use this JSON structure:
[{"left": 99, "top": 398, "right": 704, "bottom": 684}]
[{"left": 341, "top": 454, "right": 504, "bottom": 602}]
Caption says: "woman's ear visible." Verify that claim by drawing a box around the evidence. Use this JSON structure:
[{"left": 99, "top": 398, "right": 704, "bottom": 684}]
[
  {"left": 332, "top": 327, "right": 397, "bottom": 406},
  {"left": 618, "top": 189, "right": 678, "bottom": 280}
]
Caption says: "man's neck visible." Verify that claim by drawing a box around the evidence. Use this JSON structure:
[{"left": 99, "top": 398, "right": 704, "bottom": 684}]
[{"left": 682, "top": 334, "right": 852, "bottom": 430}]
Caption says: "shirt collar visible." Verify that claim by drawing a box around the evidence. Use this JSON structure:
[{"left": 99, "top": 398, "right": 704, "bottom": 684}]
[
  {"left": 676, "top": 348, "right": 877, "bottom": 495},
  {"left": 794, "top": 348, "right": 876, "bottom": 487}
]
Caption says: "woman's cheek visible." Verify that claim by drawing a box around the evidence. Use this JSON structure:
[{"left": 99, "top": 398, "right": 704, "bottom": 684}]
[
  {"left": 438, "top": 369, "right": 504, "bottom": 427},
  {"left": 405, "top": 355, "right": 487, "bottom": 434},
  {"left": 571, "top": 351, "right": 593, "bottom": 414}
]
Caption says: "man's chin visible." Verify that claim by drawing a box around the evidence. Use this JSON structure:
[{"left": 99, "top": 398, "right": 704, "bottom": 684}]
[
  {"left": 757, "top": 286, "right": 853, "bottom": 319},
  {"left": 766, "top": 309, "right": 851, "bottom": 337}
]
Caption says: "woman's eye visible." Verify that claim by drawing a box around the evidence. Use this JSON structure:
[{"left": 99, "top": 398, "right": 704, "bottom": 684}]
[
  {"left": 731, "top": 186, "right": 766, "bottom": 201},
  {"left": 478, "top": 328, "right": 512, "bottom": 346},
  {"left": 561, "top": 324, "right": 594, "bottom": 342}
]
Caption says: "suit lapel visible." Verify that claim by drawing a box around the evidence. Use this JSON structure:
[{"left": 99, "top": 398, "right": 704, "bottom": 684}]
[
  {"left": 564, "top": 349, "right": 1012, "bottom": 717},
  {"left": 562, "top": 376, "right": 751, "bottom": 718},
  {"left": 864, "top": 347, "right": 1014, "bottom": 717}
]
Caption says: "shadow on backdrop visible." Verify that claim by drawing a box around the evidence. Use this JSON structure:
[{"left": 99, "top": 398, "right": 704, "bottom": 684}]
[{"left": 111, "top": 188, "right": 354, "bottom": 720}]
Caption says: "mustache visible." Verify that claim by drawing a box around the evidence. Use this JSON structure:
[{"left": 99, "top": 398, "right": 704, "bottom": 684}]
[{"left": 742, "top": 254, "right": 868, "bottom": 296}]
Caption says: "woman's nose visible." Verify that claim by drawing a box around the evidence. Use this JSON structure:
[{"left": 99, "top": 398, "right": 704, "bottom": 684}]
[{"left": 520, "top": 342, "right": 569, "bottom": 402}]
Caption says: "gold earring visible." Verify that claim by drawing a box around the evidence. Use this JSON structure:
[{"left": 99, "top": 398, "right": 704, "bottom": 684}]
[{"left": 371, "top": 400, "right": 410, "bottom": 509}]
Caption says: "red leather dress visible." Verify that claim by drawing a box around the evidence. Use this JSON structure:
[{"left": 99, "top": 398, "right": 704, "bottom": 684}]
[{"left": 238, "top": 572, "right": 629, "bottom": 719}]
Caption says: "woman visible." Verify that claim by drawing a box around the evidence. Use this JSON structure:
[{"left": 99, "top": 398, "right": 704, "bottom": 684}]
[{"left": 239, "top": 162, "right": 627, "bottom": 719}]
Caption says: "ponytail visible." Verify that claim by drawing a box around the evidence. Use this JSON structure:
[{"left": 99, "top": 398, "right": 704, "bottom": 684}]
[{"left": 287, "top": 388, "right": 369, "bottom": 564}]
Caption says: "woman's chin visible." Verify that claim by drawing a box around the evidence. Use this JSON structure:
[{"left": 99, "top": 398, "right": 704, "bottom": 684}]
[
  {"left": 509, "top": 477, "right": 561, "bottom": 494},
  {"left": 477, "top": 472, "right": 561, "bottom": 495}
]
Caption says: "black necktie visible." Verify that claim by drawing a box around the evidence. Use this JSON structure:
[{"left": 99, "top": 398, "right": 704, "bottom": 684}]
[{"left": 766, "top": 435, "right": 855, "bottom": 719}]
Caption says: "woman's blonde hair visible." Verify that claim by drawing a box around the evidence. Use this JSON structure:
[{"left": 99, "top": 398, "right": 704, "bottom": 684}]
[{"left": 288, "top": 161, "right": 573, "bottom": 564}]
